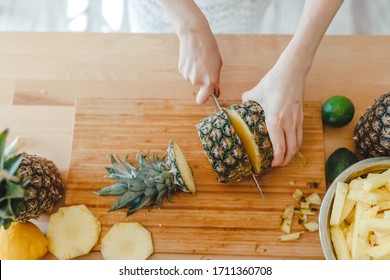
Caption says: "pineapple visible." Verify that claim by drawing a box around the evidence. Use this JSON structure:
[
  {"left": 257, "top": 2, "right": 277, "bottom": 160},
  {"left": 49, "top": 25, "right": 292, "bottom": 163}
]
[
  {"left": 0, "top": 129, "right": 64, "bottom": 229},
  {"left": 46, "top": 204, "right": 101, "bottom": 260},
  {"left": 196, "top": 101, "right": 273, "bottom": 183},
  {"left": 354, "top": 92, "right": 390, "bottom": 158},
  {"left": 196, "top": 110, "right": 252, "bottom": 183},
  {"left": 167, "top": 139, "right": 196, "bottom": 193},
  {"left": 225, "top": 101, "right": 273, "bottom": 175},
  {"left": 101, "top": 222, "right": 153, "bottom": 260},
  {"left": 94, "top": 139, "right": 196, "bottom": 216}
]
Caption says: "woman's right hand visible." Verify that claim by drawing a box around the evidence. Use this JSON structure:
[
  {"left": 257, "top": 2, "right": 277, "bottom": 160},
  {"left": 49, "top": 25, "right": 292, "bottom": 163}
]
[{"left": 178, "top": 25, "right": 222, "bottom": 104}]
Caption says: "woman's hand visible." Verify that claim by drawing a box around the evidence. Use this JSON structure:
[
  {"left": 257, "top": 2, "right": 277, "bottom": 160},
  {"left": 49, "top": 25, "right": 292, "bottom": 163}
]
[
  {"left": 178, "top": 26, "right": 222, "bottom": 104},
  {"left": 158, "top": 0, "right": 222, "bottom": 104},
  {"left": 242, "top": 60, "right": 306, "bottom": 167}
]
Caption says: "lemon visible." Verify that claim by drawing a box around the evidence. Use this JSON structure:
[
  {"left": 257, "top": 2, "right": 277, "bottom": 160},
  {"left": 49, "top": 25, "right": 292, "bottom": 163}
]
[
  {"left": 322, "top": 96, "right": 355, "bottom": 127},
  {"left": 0, "top": 221, "right": 48, "bottom": 260}
]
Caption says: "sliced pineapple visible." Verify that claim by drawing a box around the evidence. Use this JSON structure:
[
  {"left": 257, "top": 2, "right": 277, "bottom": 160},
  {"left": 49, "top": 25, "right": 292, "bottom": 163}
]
[
  {"left": 167, "top": 139, "right": 196, "bottom": 193},
  {"left": 225, "top": 101, "right": 273, "bottom": 175},
  {"left": 46, "top": 204, "right": 101, "bottom": 260},
  {"left": 101, "top": 222, "right": 153, "bottom": 260},
  {"left": 196, "top": 110, "right": 252, "bottom": 183}
]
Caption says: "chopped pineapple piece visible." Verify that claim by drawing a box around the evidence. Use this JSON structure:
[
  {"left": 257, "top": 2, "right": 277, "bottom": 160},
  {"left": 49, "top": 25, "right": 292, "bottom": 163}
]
[
  {"left": 362, "top": 169, "right": 390, "bottom": 191},
  {"left": 299, "top": 208, "right": 318, "bottom": 216},
  {"left": 339, "top": 198, "right": 356, "bottom": 223},
  {"left": 305, "top": 192, "right": 322, "bottom": 205},
  {"left": 304, "top": 221, "right": 319, "bottom": 232},
  {"left": 330, "top": 181, "right": 348, "bottom": 226},
  {"left": 101, "top": 222, "right": 153, "bottom": 260},
  {"left": 46, "top": 205, "right": 101, "bottom": 260},
  {"left": 280, "top": 205, "right": 295, "bottom": 234},
  {"left": 300, "top": 201, "right": 310, "bottom": 209},
  {"left": 330, "top": 225, "right": 351, "bottom": 260},
  {"left": 298, "top": 214, "right": 307, "bottom": 224},
  {"left": 349, "top": 177, "right": 363, "bottom": 190},
  {"left": 366, "top": 243, "right": 390, "bottom": 259},
  {"left": 292, "top": 188, "right": 304, "bottom": 202},
  {"left": 278, "top": 231, "right": 304, "bottom": 241}
]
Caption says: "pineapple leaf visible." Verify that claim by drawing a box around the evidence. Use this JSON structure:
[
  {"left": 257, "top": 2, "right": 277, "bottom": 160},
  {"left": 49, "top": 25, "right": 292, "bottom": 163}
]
[
  {"left": 109, "top": 190, "right": 143, "bottom": 212},
  {"left": 5, "top": 135, "right": 22, "bottom": 156},
  {"left": 122, "top": 155, "right": 136, "bottom": 173},
  {"left": 126, "top": 196, "right": 151, "bottom": 216},
  {"left": 110, "top": 155, "right": 128, "bottom": 175},
  {"left": 0, "top": 182, "right": 25, "bottom": 202},
  {"left": 105, "top": 167, "right": 119, "bottom": 175},
  {"left": 0, "top": 201, "right": 15, "bottom": 219},
  {"left": 3, "top": 153, "right": 23, "bottom": 176},
  {"left": 10, "top": 198, "right": 25, "bottom": 218},
  {"left": 127, "top": 180, "right": 148, "bottom": 192},
  {"left": 0, "top": 218, "right": 12, "bottom": 229},
  {"left": 151, "top": 189, "right": 167, "bottom": 207},
  {"left": 0, "top": 129, "right": 8, "bottom": 170},
  {"left": 93, "top": 183, "right": 128, "bottom": 196},
  {"left": 144, "top": 186, "right": 158, "bottom": 200}
]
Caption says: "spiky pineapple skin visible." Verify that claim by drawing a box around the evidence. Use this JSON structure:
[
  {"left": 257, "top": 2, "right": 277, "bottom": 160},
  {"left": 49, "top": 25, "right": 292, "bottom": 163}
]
[
  {"left": 196, "top": 110, "right": 252, "bottom": 183},
  {"left": 166, "top": 141, "right": 191, "bottom": 193},
  {"left": 354, "top": 92, "right": 390, "bottom": 158},
  {"left": 16, "top": 153, "right": 64, "bottom": 221},
  {"left": 226, "top": 100, "right": 273, "bottom": 174}
]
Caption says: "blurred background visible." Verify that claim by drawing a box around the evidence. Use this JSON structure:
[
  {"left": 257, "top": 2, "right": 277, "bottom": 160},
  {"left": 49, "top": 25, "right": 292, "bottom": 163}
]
[{"left": 0, "top": 0, "right": 389, "bottom": 35}]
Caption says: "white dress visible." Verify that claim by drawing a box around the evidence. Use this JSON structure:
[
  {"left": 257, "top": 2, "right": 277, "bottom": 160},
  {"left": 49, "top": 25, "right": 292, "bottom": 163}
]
[{"left": 128, "top": 0, "right": 275, "bottom": 34}]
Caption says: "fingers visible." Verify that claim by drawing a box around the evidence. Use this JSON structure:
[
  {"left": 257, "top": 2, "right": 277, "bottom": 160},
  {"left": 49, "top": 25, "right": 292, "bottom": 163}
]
[
  {"left": 196, "top": 84, "right": 215, "bottom": 104},
  {"left": 269, "top": 114, "right": 303, "bottom": 167},
  {"left": 242, "top": 90, "right": 255, "bottom": 102},
  {"left": 266, "top": 118, "right": 286, "bottom": 168}
]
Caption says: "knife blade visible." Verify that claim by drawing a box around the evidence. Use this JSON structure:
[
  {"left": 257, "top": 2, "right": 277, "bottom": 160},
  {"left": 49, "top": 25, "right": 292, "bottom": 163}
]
[{"left": 210, "top": 90, "right": 265, "bottom": 199}]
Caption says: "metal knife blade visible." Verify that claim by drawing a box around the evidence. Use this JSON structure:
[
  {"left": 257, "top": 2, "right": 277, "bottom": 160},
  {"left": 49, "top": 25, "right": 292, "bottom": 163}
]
[{"left": 210, "top": 90, "right": 265, "bottom": 199}]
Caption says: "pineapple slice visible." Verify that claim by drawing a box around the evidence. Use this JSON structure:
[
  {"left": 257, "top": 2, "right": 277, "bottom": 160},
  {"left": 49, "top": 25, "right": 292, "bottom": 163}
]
[
  {"left": 225, "top": 101, "right": 273, "bottom": 175},
  {"left": 101, "top": 222, "right": 153, "bottom": 260},
  {"left": 46, "top": 205, "right": 101, "bottom": 260},
  {"left": 167, "top": 139, "right": 196, "bottom": 193}
]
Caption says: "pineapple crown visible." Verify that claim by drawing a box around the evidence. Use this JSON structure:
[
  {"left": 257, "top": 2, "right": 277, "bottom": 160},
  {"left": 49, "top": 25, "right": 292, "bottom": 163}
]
[
  {"left": 95, "top": 152, "right": 177, "bottom": 216},
  {"left": 0, "top": 129, "right": 28, "bottom": 229}
]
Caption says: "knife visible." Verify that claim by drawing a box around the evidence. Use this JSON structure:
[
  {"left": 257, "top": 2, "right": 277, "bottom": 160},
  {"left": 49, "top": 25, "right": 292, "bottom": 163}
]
[{"left": 210, "top": 90, "right": 265, "bottom": 199}]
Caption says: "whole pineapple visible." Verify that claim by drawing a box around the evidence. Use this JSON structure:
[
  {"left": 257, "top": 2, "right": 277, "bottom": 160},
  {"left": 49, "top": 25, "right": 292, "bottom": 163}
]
[
  {"left": 0, "top": 129, "right": 64, "bottom": 229},
  {"left": 354, "top": 92, "right": 390, "bottom": 158},
  {"left": 95, "top": 139, "right": 195, "bottom": 216},
  {"left": 196, "top": 100, "right": 273, "bottom": 183}
]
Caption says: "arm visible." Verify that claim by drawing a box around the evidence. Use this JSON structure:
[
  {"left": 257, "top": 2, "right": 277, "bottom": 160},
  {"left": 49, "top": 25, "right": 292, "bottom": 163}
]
[
  {"left": 159, "top": 0, "right": 222, "bottom": 104},
  {"left": 243, "top": 0, "right": 344, "bottom": 167}
]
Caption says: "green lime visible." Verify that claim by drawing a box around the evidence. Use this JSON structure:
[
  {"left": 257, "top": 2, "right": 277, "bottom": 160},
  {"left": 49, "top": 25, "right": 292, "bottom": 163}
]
[
  {"left": 326, "top": 147, "right": 359, "bottom": 184},
  {"left": 322, "top": 96, "right": 355, "bottom": 127}
]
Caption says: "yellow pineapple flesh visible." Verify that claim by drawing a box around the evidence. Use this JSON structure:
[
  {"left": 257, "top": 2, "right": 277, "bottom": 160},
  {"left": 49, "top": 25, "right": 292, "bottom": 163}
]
[
  {"left": 46, "top": 205, "right": 101, "bottom": 260},
  {"left": 225, "top": 108, "right": 260, "bottom": 173},
  {"left": 101, "top": 222, "right": 153, "bottom": 260}
]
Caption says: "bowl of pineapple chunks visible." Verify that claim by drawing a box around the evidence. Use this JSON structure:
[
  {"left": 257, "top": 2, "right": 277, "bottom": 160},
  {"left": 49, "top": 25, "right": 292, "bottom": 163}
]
[{"left": 319, "top": 157, "right": 390, "bottom": 260}]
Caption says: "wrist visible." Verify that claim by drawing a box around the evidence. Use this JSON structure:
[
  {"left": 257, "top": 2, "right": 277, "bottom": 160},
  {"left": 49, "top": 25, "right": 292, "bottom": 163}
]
[
  {"left": 276, "top": 43, "right": 314, "bottom": 77},
  {"left": 175, "top": 13, "right": 211, "bottom": 40}
]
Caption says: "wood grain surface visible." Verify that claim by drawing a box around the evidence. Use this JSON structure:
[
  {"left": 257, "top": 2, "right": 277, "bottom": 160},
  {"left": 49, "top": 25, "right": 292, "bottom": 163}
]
[
  {"left": 65, "top": 98, "right": 325, "bottom": 259},
  {"left": 2, "top": 32, "right": 389, "bottom": 259}
]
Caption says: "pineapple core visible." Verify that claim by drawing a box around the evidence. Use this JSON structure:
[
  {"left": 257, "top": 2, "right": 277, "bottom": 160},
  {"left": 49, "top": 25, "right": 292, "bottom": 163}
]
[
  {"left": 225, "top": 109, "right": 261, "bottom": 173},
  {"left": 172, "top": 140, "right": 196, "bottom": 193}
]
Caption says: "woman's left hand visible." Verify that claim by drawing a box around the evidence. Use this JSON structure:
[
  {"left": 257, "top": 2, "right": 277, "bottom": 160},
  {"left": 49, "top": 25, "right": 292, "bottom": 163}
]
[{"left": 242, "top": 61, "right": 307, "bottom": 167}]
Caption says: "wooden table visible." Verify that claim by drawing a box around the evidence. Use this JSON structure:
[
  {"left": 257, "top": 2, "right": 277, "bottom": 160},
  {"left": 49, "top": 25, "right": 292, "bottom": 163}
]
[{"left": 1, "top": 33, "right": 389, "bottom": 259}]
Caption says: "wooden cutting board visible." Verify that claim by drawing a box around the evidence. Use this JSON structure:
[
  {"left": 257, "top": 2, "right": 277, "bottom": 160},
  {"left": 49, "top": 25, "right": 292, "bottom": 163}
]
[{"left": 66, "top": 98, "right": 326, "bottom": 259}]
